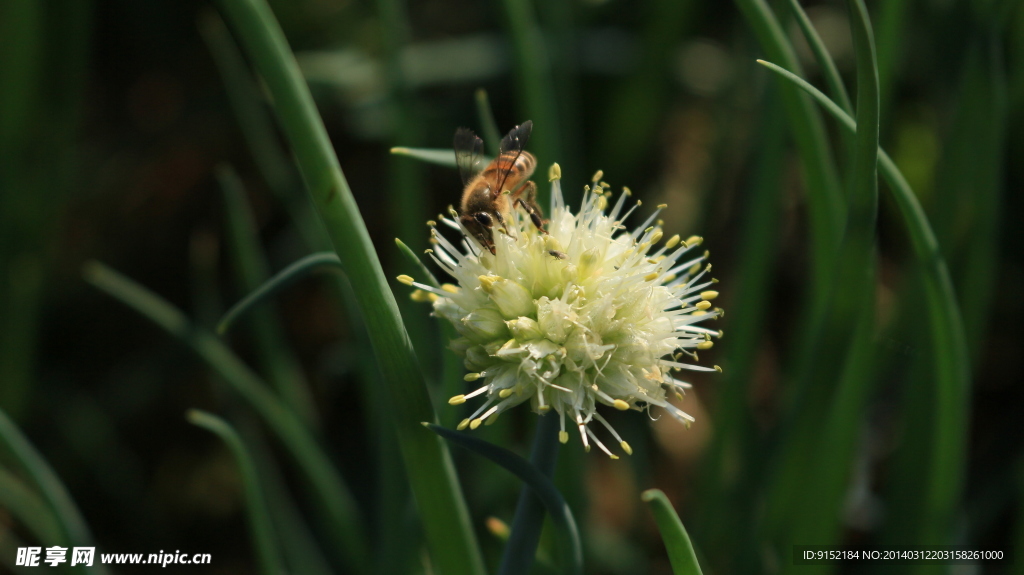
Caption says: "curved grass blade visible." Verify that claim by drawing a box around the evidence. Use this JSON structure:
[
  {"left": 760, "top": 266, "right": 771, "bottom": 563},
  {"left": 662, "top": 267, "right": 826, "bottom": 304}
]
[
  {"left": 215, "top": 0, "right": 502, "bottom": 570},
  {"left": 424, "top": 422, "right": 582, "bottom": 575},
  {"left": 390, "top": 146, "right": 458, "bottom": 168},
  {"left": 641, "top": 489, "right": 703, "bottom": 575},
  {"left": 219, "top": 164, "right": 317, "bottom": 424},
  {"left": 733, "top": 0, "right": 844, "bottom": 299},
  {"left": 0, "top": 467, "right": 64, "bottom": 546},
  {"left": 757, "top": 57, "right": 971, "bottom": 548},
  {"left": 474, "top": 88, "right": 502, "bottom": 156},
  {"left": 0, "top": 407, "right": 110, "bottom": 575},
  {"left": 84, "top": 262, "right": 370, "bottom": 574},
  {"left": 786, "top": 0, "right": 852, "bottom": 114},
  {"left": 187, "top": 410, "right": 286, "bottom": 575},
  {"left": 218, "top": 252, "right": 344, "bottom": 335}
]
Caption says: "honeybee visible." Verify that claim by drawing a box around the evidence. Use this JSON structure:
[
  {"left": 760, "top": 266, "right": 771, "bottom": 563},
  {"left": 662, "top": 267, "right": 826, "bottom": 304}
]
[{"left": 454, "top": 120, "right": 544, "bottom": 254}]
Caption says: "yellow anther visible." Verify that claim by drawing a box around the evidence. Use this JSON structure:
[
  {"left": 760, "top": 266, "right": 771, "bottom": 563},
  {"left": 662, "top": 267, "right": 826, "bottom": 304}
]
[
  {"left": 464, "top": 372, "right": 482, "bottom": 381},
  {"left": 597, "top": 196, "right": 608, "bottom": 210},
  {"left": 714, "top": 365, "right": 723, "bottom": 373},
  {"left": 623, "top": 186, "right": 632, "bottom": 196},
  {"left": 697, "top": 341, "right": 714, "bottom": 350},
  {"left": 650, "top": 229, "right": 663, "bottom": 244},
  {"left": 538, "top": 405, "right": 551, "bottom": 413},
  {"left": 448, "top": 395, "right": 467, "bottom": 405},
  {"left": 486, "top": 517, "right": 510, "bottom": 539},
  {"left": 470, "top": 418, "right": 483, "bottom": 430},
  {"left": 591, "top": 169, "right": 604, "bottom": 182},
  {"left": 701, "top": 290, "right": 719, "bottom": 300},
  {"left": 692, "top": 310, "right": 707, "bottom": 317},
  {"left": 410, "top": 289, "right": 433, "bottom": 303},
  {"left": 621, "top": 441, "right": 633, "bottom": 455},
  {"left": 688, "top": 263, "right": 702, "bottom": 275},
  {"left": 600, "top": 181, "right": 611, "bottom": 189},
  {"left": 457, "top": 418, "right": 471, "bottom": 430},
  {"left": 426, "top": 220, "right": 437, "bottom": 227},
  {"left": 499, "top": 388, "right": 513, "bottom": 398},
  {"left": 685, "top": 235, "right": 703, "bottom": 247},
  {"left": 609, "top": 453, "right": 620, "bottom": 460},
  {"left": 696, "top": 300, "right": 712, "bottom": 310},
  {"left": 657, "top": 203, "right": 668, "bottom": 209},
  {"left": 663, "top": 274, "right": 677, "bottom": 282},
  {"left": 485, "top": 413, "right": 500, "bottom": 425},
  {"left": 584, "top": 444, "right": 592, "bottom": 453},
  {"left": 396, "top": 275, "right": 414, "bottom": 286},
  {"left": 644, "top": 272, "right": 660, "bottom": 282},
  {"left": 613, "top": 399, "right": 630, "bottom": 411},
  {"left": 442, "top": 283, "right": 460, "bottom": 293},
  {"left": 548, "top": 163, "right": 562, "bottom": 181},
  {"left": 717, "top": 330, "right": 725, "bottom": 338},
  {"left": 477, "top": 275, "right": 498, "bottom": 293},
  {"left": 559, "top": 431, "right": 569, "bottom": 444}
]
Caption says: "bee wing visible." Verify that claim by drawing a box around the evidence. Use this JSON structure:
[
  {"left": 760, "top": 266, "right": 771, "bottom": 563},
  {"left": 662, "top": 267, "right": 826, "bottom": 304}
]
[
  {"left": 493, "top": 120, "right": 533, "bottom": 199},
  {"left": 454, "top": 128, "right": 485, "bottom": 186}
]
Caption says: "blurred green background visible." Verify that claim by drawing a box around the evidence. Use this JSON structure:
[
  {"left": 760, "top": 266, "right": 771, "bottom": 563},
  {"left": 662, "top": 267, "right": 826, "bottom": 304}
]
[{"left": 1, "top": 0, "right": 1022, "bottom": 573}]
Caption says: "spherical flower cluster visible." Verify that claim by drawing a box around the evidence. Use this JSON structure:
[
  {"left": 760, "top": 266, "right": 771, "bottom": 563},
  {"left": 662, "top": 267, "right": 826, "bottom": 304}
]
[{"left": 399, "top": 165, "right": 722, "bottom": 458}]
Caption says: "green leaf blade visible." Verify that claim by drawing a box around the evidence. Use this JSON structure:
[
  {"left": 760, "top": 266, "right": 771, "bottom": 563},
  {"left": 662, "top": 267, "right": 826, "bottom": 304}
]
[
  {"left": 641, "top": 489, "right": 703, "bottom": 575},
  {"left": 187, "top": 410, "right": 287, "bottom": 575},
  {"left": 218, "top": 252, "right": 344, "bottom": 335}
]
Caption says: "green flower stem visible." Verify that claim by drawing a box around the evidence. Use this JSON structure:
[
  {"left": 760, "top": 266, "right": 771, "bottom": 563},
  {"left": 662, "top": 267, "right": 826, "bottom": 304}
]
[
  {"left": 641, "top": 489, "right": 703, "bottom": 575},
  {"left": 757, "top": 58, "right": 970, "bottom": 547},
  {"left": 733, "top": 0, "right": 844, "bottom": 301},
  {"left": 0, "top": 407, "right": 109, "bottom": 575},
  {"left": 498, "top": 413, "right": 561, "bottom": 575},
  {"left": 188, "top": 410, "right": 285, "bottom": 575},
  {"left": 212, "top": 1, "right": 484, "bottom": 573}
]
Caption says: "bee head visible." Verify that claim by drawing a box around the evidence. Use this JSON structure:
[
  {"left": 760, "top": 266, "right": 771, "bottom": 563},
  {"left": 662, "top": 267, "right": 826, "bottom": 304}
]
[{"left": 461, "top": 212, "right": 497, "bottom": 254}]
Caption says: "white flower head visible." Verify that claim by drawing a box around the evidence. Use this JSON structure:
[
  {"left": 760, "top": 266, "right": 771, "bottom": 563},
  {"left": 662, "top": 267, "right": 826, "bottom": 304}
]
[{"left": 404, "top": 166, "right": 722, "bottom": 458}]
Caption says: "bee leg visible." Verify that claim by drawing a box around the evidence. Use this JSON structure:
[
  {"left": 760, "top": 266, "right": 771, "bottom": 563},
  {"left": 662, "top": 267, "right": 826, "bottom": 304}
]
[{"left": 513, "top": 181, "right": 546, "bottom": 232}]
